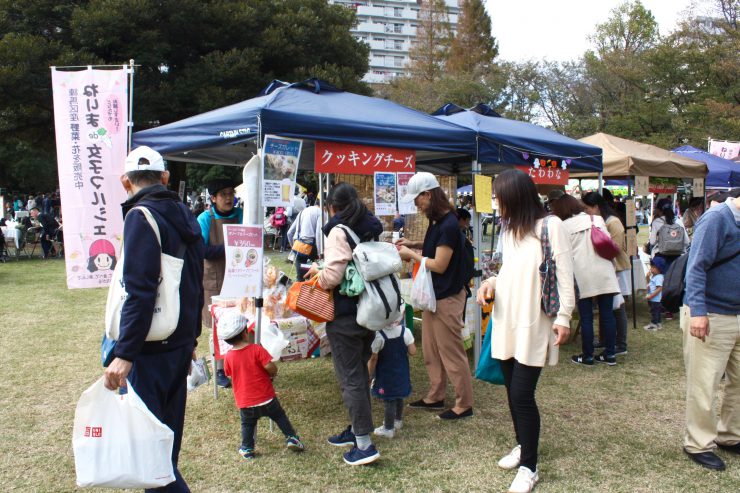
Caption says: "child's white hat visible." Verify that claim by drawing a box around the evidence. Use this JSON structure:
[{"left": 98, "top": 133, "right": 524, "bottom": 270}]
[{"left": 217, "top": 310, "right": 251, "bottom": 340}]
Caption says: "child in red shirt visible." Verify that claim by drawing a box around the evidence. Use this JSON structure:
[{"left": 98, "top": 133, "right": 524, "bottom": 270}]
[{"left": 219, "top": 311, "right": 305, "bottom": 459}]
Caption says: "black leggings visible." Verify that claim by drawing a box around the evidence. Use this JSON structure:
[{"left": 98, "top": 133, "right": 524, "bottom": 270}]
[{"left": 499, "top": 358, "right": 543, "bottom": 471}]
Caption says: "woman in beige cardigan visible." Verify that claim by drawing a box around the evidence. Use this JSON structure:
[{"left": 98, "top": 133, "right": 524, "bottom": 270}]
[
  {"left": 476, "top": 170, "right": 575, "bottom": 493},
  {"left": 549, "top": 194, "right": 620, "bottom": 366},
  {"left": 582, "top": 192, "right": 631, "bottom": 355}
]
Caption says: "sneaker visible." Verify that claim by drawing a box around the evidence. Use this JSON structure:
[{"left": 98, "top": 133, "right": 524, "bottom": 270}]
[
  {"left": 408, "top": 398, "right": 445, "bottom": 409},
  {"left": 571, "top": 354, "right": 594, "bottom": 366},
  {"left": 343, "top": 444, "right": 380, "bottom": 466},
  {"left": 216, "top": 370, "right": 232, "bottom": 388},
  {"left": 508, "top": 466, "right": 539, "bottom": 493},
  {"left": 286, "top": 435, "right": 305, "bottom": 451},
  {"left": 394, "top": 420, "right": 403, "bottom": 431},
  {"left": 643, "top": 323, "right": 657, "bottom": 331},
  {"left": 238, "top": 447, "right": 255, "bottom": 460},
  {"left": 373, "top": 426, "right": 395, "bottom": 438},
  {"left": 655, "top": 323, "right": 663, "bottom": 330},
  {"left": 614, "top": 347, "right": 628, "bottom": 356},
  {"left": 595, "top": 352, "right": 617, "bottom": 366},
  {"left": 327, "top": 425, "right": 356, "bottom": 447},
  {"left": 498, "top": 444, "right": 521, "bottom": 470}
]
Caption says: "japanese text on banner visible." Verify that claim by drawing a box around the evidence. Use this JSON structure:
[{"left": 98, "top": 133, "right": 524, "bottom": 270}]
[
  {"left": 315, "top": 141, "right": 415, "bottom": 175},
  {"left": 51, "top": 67, "right": 129, "bottom": 289}
]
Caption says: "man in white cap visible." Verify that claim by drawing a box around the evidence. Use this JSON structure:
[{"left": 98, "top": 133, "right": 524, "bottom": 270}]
[{"left": 103, "top": 146, "right": 204, "bottom": 492}]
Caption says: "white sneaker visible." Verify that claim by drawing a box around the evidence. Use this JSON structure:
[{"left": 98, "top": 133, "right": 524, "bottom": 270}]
[
  {"left": 373, "top": 425, "right": 395, "bottom": 438},
  {"left": 643, "top": 323, "right": 657, "bottom": 331},
  {"left": 394, "top": 420, "right": 403, "bottom": 431},
  {"left": 498, "top": 444, "right": 521, "bottom": 470},
  {"left": 655, "top": 323, "right": 663, "bottom": 330},
  {"left": 508, "top": 466, "right": 539, "bottom": 493}
]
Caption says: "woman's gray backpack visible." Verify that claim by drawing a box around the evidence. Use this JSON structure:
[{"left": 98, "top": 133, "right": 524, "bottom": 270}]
[
  {"left": 657, "top": 223, "right": 685, "bottom": 255},
  {"left": 336, "top": 225, "right": 403, "bottom": 331}
]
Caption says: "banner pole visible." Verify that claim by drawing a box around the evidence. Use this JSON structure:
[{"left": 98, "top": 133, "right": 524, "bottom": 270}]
[{"left": 127, "top": 59, "right": 135, "bottom": 153}]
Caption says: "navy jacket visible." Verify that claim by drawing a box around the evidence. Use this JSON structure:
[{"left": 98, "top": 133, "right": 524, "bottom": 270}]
[
  {"left": 114, "top": 185, "right": 205, "bottom": 361},
  {"left": 323, "top": 211, "right": 383, "bottom": 317}
]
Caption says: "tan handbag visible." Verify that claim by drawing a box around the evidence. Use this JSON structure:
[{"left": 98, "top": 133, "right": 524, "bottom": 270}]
[{"left": 286, "top": 275, "right": 334, "bottom": 322}]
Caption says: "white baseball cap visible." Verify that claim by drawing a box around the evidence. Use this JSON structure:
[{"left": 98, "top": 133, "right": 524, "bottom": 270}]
[
  {"left": 124, "top": 146, "right": 165, "bottom": 172},
  {"left": 217, "top": 310, "right": 251, "bottom": 340},
  {"left": 400, "top": 172, "right": 440, "bottom": 203}
]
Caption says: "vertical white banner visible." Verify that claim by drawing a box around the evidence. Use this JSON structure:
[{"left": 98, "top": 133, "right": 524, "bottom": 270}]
[
  {"left": 51, "top": 67, "right": 129, "bottom": 289},
  {"left": 692, "top": 178, "right": 704, "bottom": 198},
  {"left": 262, "top": 135, "right": 302, "bottom": 208}
]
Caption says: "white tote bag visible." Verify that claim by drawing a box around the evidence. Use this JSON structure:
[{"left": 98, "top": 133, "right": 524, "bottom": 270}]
[
  {"left": 73, "top": 377, "right": 175, "bottom": 488},
  {"left": 105, "top": 206, "right": 184, "bottom": 342},
  {"left": 410, "top": 257, "right": 436, "bottom": 312}
]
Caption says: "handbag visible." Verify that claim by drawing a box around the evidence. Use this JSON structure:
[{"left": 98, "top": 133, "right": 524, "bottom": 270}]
[
  {"left": 590, "top": 215, "right": 620, "bottom": 260},
  {"left": 539, "top": 216, "right": 560, "bottom": 317},
  {"left": 474, "top": 318, "right": 504, "bottom": 385},
  {"left": 73, "top": 378, "right": 175, "bottom": 488},
  {"left": 286, "top": 275, "right": 335, "bottom": 323},
  {"left": 105, "top": 206, "right": 186, "bottom": 342}
]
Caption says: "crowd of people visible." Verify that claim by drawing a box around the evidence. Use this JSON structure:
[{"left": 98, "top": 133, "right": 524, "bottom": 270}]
[{"left": 95, "top": 145, "right": 739, "bottom": 493}]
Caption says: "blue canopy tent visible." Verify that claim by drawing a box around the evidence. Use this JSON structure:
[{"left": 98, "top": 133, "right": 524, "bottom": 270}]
[
  {"left": 432, "top": 104, "right": 603, "bottom": 173},
  {"left": 133, "top": 79, "right": 477, "bottom": 173},
  {"left": 672, "top": 145, "right": 740, "bottom": 189}
]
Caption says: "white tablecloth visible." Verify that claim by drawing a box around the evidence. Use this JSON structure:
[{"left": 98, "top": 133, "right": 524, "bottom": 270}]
[{"left": 1, "top": 225, "right": 21, "bottom": 249}]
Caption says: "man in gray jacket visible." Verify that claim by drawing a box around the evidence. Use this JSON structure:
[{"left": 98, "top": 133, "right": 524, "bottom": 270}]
[{"left": 682, "top": 192, "right": 740, "bottom": 471}]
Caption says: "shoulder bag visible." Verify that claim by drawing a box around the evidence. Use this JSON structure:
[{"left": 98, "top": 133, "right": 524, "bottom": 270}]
[
  {"left": 105, "top": 206, "right": 186, "bottom": 342},
  {"left": 539, "top": 216, "right": 560, "bottom": 317},
  {"left": 590, "top": 215, "right": 620, "bottom": 260},
  {"left": 286, "top": 274, "right": 334, "bottom": 323}
]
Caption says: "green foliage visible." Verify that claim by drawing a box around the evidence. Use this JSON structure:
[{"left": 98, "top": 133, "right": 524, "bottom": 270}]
[
  {"left": 447, "top": 0, "right": 498, "bottom": 76},
  {"left": 407, "top": 0, "right": 453, "bottom": 81},
  {"left": 0, "top": 0, "right": 369, "bottom": 193}
]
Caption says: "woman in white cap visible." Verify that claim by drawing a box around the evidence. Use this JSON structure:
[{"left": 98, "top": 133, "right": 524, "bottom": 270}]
[{"left": 396, "top": 172, "right": 474, "bottom": 420}]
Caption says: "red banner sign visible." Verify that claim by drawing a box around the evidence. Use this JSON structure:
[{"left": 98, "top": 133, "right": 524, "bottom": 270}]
[
  {"left": 314, "top": 141, "right": 415, "bottom": 175},
  {"left": 515, "top": 165, "right": 569, "bottom": 185},
  {"left": 649, "top": 184, "right": 677, "bottom": 194}
]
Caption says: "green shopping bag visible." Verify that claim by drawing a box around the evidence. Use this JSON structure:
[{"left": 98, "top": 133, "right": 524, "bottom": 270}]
[{"left": 475, "top": 318, "right": 504, "bottom": 385}]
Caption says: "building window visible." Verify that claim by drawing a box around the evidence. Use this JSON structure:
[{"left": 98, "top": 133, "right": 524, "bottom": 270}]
[
  {"left": 385, "top": 24, "right": 394, "bottom": 33},
  {"left": 394, "top": 24, "right": 403, "bottom": 33},
  {"left": 394, "top": 7, "right": 403, "bottom": 17},
  {"left": 394, "top": 57, "right": 403, "bottom": 67},
  {"left": 394, "top": 40, "right": 403, "bottom": 50}
]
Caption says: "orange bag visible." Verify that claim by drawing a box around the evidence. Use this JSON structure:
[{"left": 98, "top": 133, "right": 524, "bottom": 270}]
[{"left": 286, "top": 275, "right": 335, "bottom": 323}]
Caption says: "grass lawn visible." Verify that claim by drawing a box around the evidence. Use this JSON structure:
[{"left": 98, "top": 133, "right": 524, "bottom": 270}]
[{"left": 1, "top": 251, "right": 738, "bottom": 492}]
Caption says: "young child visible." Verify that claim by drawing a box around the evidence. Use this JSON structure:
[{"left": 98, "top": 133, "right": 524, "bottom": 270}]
[
  {"left": 644, "top": 257, "right": 665, "bottom": 331},
  {"left": 368, "top": 322, "right": 416, "bottom": 438},
  {"left": 219, "top": 310, "right": 305, "bottom": 459}
]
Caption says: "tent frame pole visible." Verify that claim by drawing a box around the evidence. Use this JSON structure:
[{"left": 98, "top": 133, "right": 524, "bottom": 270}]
[
  {"left": 628, "top": 178, "right": 637, "bottom": 330},
  {"left": 471, "top": 159, "right": 482, "bottom": 368}
]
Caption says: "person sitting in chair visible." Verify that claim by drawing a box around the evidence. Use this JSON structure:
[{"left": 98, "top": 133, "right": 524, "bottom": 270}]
[{"left": 29, "top": 207, "right": 59, "bottom": 258}]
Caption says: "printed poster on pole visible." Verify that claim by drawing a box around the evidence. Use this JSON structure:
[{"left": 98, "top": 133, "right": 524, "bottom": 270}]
[
  {"left": 396, "top": 172, "right": 416, "bottom": 215},
  {"left": 51, "top": 67, "right": 129, "bottom": 289},
  {"left": 374, "top": 172, "right": 397, "bottom": 216},
  {"left": 220, "top": 225, "right": 263, "bottom": 298},
  {"left": 262, "top": 135, "right": 302, "bottom": 208}
]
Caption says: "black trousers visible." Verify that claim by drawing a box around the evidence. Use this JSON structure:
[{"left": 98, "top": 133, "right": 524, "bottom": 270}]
[
  {"left": 240, "top": 397, "right": 296, "bottom": 450},
  {"left": 383, "top": 398, "right": 404, "bottom": 430},
  {"left": 499, "top": 358, "right": 543, "bottom": 471}
]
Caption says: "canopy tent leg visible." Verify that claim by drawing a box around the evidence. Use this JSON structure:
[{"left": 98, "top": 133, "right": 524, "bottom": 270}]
[
  {"left": 471, "top": 159, "right": 482, "bottom": 368},
  {"left": 598, "top": 172, "right": 603, "bottom": 194},
  {"left": 628, "top": 179, "right": 637, "bottom": 330}
]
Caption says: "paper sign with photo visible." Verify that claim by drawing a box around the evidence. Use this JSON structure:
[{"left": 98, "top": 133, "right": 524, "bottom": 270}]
[
  {"left": 374, "top": 172, "right": 397, "bottom": 216},
  {"left": 262, "top": 135, "right": 302, "bottom": 208},
  {"left": 221, "top": 225, "right": 263, "bottom": 298},
  {"left": 396, "top": 172, "right": 417, "bottom": 215}
]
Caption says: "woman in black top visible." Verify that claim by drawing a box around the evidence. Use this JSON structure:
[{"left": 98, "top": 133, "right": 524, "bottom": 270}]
[{"left": 396, "top": 172, "right": 473, "bottom": 420}]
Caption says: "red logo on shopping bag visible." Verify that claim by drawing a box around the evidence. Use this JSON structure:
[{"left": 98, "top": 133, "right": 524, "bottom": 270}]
[{"left": 84, "top": 426, "right": 103, "bottom": 438}]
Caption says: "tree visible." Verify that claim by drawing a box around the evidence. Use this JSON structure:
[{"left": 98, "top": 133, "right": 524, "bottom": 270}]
[
  {"left": 447, "top": 0, "right": 498, "bottom": 76},
  {"left": 407, "top": 0, "right": 453, "bottom": 81},
  {"left": 0, "top": 0, "right": 370, "bottom": 192}
]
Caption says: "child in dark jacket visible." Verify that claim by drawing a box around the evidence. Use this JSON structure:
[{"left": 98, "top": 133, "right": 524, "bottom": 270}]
[
  {"left": 219, "top": 310, "right": 305, "bottom": 459},
  {"left": 368, "top": 322, "right": 416, "bottom": 438}
]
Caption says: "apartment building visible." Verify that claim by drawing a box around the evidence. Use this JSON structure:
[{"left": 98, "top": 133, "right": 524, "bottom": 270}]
[{"left": 330, "top": 0, "right": 460, "bottom": 84}]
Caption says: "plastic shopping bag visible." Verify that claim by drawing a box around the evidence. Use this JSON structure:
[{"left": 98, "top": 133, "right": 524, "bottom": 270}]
[
  {"left": 475, "top": 318, "right": 504, "bottom": 385},
  {"left": 187, "top": 357, "right": 210, "bottom": 392},
  {"left": 261, "top": 319, "right": 290, "bottom": 362},
  {"left": 73, "top": 377, "right": 175, "bottom": 489},
  {"left": 409, "top": 257, "right": 436, "bottom": 312}
]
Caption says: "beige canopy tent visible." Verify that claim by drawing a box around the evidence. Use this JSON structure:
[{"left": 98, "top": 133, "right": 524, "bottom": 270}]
[{"left": 572, "top": 133, "right": 707, "bottom": 178}]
